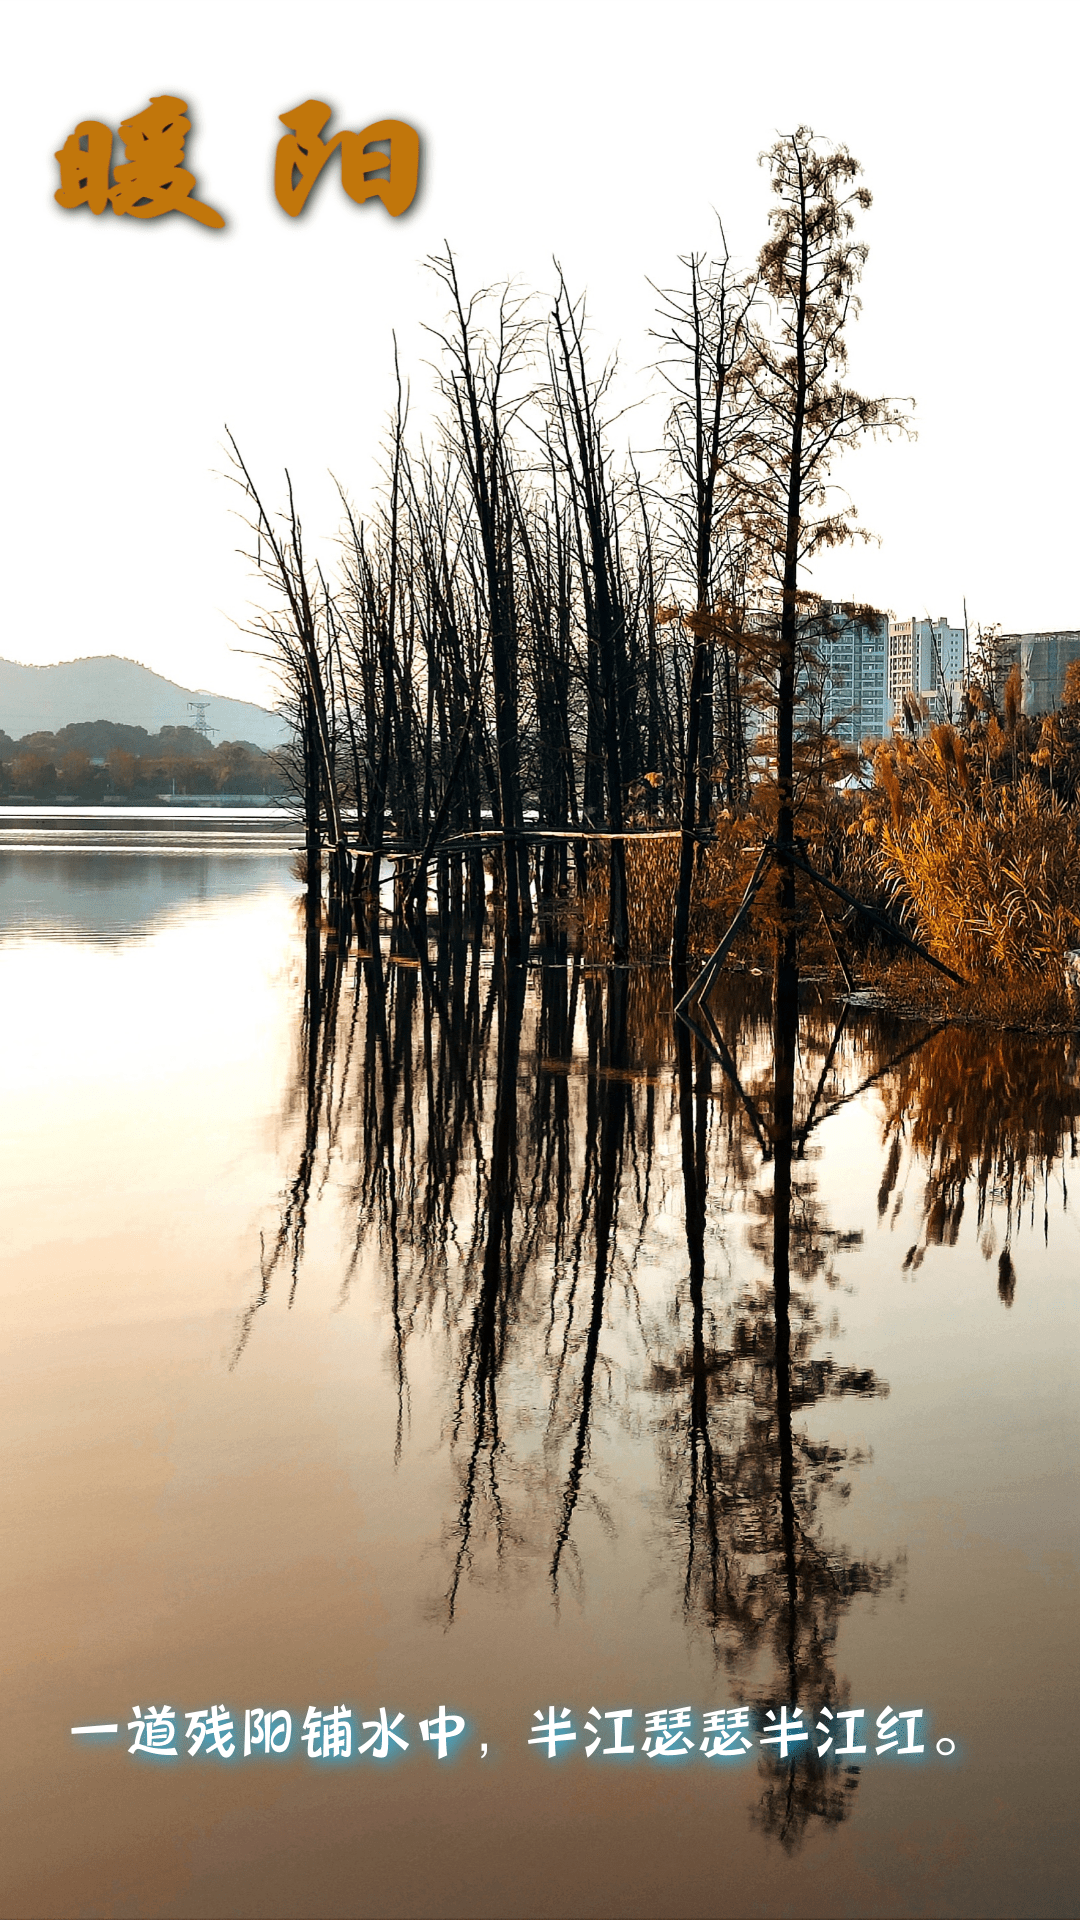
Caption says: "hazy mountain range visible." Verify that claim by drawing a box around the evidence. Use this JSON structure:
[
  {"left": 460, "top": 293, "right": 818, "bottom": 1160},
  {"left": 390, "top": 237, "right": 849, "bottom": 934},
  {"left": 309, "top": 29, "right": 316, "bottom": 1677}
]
[{"left": 0, "top": 655, "right": 289, "bottom": 751}]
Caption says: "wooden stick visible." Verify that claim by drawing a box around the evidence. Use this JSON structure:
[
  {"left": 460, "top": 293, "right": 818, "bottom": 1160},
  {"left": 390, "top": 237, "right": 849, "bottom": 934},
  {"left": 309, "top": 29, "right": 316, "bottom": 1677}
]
[
  {"left": 778, "top": 843, "right": 966, "bottom": 986},
  {"left": 672, "top": 842, "right": 775, "bottom": 1017}
]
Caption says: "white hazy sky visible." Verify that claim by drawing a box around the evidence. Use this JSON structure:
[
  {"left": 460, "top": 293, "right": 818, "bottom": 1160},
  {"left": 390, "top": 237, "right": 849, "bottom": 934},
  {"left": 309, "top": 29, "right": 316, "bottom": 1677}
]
[{"left": 4, "top": 0, "right": 1076, "bottom": 709}]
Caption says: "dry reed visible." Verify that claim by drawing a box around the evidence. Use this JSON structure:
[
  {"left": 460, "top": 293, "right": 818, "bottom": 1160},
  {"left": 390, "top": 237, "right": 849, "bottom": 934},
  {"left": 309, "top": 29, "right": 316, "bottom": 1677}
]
[{"left": 867, "top": 749, "right": 1080, "bottom": 987}]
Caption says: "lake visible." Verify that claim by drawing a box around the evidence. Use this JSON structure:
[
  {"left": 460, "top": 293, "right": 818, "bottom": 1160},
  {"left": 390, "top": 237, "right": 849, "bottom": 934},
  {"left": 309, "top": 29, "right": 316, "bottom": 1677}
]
[{"left": 1, "top": 811, "right": 1076, "bottom": 1918}]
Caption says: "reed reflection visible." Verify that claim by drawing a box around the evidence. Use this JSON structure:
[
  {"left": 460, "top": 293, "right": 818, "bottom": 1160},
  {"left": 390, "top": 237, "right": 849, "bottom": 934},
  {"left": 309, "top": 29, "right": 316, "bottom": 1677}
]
[
  {"left": 873, "top": 1023, "right": 1080, "bottom": 1295},
  {"left": 243, "top": 925, "right": 1077, "bottom": 1849}
]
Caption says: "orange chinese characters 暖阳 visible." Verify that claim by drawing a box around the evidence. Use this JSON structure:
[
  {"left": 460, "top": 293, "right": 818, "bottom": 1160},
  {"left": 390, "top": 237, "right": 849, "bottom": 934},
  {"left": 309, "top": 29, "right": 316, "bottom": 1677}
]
[
  {"left": 275, "top": 101, "right": 419, "bottom": 217},
  {"left": 55, "top": 96, "right": 224, "bottom": 227},
  {"left": 54, "top": 119, "right": 114, "bottom": 214}
]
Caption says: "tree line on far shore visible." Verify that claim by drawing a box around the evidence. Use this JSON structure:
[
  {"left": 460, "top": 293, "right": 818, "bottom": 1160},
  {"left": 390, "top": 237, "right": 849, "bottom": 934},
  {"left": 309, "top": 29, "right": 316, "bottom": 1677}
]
[{"left": 0, "top": 720, "right": 285, "bottom": 801}]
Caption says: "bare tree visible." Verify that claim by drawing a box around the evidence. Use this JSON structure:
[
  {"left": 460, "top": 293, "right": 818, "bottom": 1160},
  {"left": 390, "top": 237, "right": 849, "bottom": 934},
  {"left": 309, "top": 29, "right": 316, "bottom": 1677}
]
[
  {"left": 547, "top": 275, "right": 639, "bottom": 959},
  {"left": 228, "top": 433, "right": 347, "bottom": 913},
  {"left": 653, "top": 242, "right": 758, "bottom": 968},
  {"left": 427, "top": 250, "right": 535, "bottom": 954}
]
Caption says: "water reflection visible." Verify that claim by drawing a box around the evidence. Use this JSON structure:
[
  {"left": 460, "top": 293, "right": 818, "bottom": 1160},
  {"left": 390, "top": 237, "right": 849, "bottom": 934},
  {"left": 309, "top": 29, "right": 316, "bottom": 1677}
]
[
  {"left": 876, "top": 1024, "right": 1080, "bottom": 1293},
  {"left": 0, "top": 848, "right": 297, "bottom": 943},
  {"left": 665, "top": 962, "right": 894, "bottom": 1848},
  {"left": 243, "top": 922, "right": 1080, "bottom": 1851}
]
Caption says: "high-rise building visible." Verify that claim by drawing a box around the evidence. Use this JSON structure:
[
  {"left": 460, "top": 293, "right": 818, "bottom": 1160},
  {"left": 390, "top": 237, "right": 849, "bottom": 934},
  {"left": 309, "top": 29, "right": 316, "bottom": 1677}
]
[
  {"left": 996, "top": 632, "right": 1080, "bottom": 715},
  {"left": 887, "top": 616, "right": 966, "bottom": 723},
  {"left": 811, "top": 607, "right": 889, "bottom": 742},
  {"left": 742, "top": 604, "right": 889, "bottom": 752}
]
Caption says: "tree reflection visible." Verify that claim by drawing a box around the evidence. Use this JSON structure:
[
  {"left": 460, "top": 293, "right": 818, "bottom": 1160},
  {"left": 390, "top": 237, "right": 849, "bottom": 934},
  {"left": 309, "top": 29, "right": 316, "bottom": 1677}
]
[
  {"left": 231, "top": 910, "right": 350, "bottom": 1364},
  {"left": 550, "top": 966, "right": 632, "bottom": 1589},
  {"left": 655, "top": 955, "right": 895, "bottom": 1847},
  {"left": 446, "top": 943, "right": 528, "bottom": 1614},
  {"left": 242, "top": 922, "right": 1077, "bottom": 1849}
]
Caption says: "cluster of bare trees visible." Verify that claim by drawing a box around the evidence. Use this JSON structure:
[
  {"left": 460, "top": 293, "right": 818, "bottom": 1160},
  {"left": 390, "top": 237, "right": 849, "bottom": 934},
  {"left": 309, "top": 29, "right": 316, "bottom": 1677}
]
[{"left": 233, "top": 129, "right": 905, "bottom": 965}]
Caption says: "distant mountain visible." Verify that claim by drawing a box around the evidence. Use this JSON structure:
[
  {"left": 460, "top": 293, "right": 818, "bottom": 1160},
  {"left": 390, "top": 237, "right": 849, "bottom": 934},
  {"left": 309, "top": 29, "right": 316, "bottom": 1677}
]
[{"left": 0, "top": 655, "right": 290, "bottom": 752}]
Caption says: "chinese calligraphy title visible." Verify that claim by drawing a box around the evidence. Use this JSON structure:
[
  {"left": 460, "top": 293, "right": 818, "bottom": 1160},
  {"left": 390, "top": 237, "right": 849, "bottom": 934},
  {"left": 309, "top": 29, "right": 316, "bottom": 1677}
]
[{"left": 55, "top": 97, "right": 420, "bottom": 227}]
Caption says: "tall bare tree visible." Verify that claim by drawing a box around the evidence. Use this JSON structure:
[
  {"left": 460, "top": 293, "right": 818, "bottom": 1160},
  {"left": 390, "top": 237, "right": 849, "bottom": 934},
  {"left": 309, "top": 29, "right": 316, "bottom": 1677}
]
[
  {"left": 548, "top": 276, "right": 637, "bottom": 959},
  {"left": 427, "top": 251, "right": 535, "bottom": 954},
  {"left": 229, "top": 434, "right": 346, "bottom": 913},
  {"left": 654, "top": 242, "right": 758, "bottom": 968}
]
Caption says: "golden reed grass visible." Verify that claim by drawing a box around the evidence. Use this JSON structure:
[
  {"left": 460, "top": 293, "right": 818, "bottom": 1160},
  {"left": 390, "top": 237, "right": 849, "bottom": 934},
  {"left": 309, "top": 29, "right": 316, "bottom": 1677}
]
[
  {"left": 577, "top": 817, "right": 843, "bottom": 968},
  {"left": 558, "top": 709, "right": 1080, "bottom": 1028},
  {"left": 866, "top": 737, "right": 1080, "bottom": 988}
]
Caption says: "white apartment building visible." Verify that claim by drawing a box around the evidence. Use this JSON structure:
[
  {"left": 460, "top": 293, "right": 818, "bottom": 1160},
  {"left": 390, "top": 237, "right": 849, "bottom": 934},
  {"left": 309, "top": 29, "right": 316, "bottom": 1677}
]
[
  {"left": 812, "top": 607, "right": 889, "bottom": 742},
  {"left": 887, "top": 616, "right": 966, "bottom": 722},
  {"left": 744, "top": 603, "right": 897, "bottom": 747}
]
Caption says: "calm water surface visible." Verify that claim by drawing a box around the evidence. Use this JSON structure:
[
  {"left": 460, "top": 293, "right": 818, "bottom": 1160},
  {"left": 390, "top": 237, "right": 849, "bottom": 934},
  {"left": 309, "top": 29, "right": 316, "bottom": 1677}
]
[{"left": 1, "top": 817, "right": 1077, "bottom": 1918}]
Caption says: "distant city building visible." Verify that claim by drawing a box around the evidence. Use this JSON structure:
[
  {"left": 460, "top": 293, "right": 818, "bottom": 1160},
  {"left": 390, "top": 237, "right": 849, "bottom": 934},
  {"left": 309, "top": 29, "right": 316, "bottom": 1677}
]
[
  {"left": 743, "top": 604, "right": 890, "bottom": 749},
  {"left": 996, "top": 631, "right": 1080, "bottom": 716},
  {"left": 887, "top": 616, "right": 966, "bottom": 724},
  {"left": 810, "top": 606, "right": 889, "bottom": 743}
]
